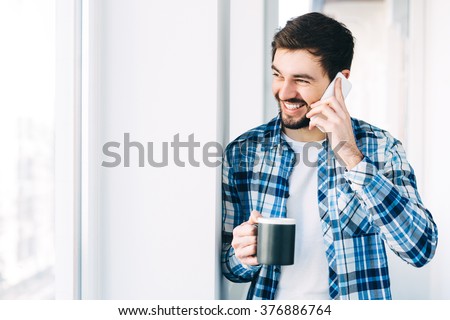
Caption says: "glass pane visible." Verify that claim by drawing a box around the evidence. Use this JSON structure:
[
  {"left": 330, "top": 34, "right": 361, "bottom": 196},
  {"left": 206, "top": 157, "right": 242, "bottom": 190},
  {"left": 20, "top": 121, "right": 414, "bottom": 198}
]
[{"left": 0, "top": 0, "right": 55, "bottom": 299}]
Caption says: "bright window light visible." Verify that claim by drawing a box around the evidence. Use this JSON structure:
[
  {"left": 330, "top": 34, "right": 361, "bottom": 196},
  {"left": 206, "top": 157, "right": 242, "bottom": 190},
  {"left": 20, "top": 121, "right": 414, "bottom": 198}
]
[
  {"left": 278, "top": 0, "right": 312, "bottom": 27},
  {"left": 0, "top": 0, "right": 55, "bottom": 299}
]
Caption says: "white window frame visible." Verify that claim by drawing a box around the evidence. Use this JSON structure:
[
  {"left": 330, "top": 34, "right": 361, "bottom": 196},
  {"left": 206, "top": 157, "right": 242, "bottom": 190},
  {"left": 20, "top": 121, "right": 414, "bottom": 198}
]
[
  {"left": 55, "top": 0, "right": 82, "bottom": 299},
  {"left": 55, "top": 0, "right": 100, "bottom": 299}
]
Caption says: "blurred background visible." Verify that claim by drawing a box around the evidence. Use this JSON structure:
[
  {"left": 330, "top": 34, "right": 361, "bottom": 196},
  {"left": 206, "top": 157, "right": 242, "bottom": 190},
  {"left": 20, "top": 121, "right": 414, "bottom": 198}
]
[{"left": 0, "top": 0, "right": 448, "bottom": 299}]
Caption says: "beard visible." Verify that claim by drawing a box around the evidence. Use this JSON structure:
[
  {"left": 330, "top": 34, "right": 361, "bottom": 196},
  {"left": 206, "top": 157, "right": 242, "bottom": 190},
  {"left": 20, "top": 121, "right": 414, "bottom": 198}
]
[{"left": 276, "top": 94, "right": 310, "bottom": 130}]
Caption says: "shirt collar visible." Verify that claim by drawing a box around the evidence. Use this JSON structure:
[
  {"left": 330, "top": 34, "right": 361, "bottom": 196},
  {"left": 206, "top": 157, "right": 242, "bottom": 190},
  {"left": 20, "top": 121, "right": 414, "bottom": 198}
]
[
  {"left": 261, "top": 113, "right": 283, "bottom": 151},
  {"left": 262, "top": 113, "right": 329, "bottom": 151}
]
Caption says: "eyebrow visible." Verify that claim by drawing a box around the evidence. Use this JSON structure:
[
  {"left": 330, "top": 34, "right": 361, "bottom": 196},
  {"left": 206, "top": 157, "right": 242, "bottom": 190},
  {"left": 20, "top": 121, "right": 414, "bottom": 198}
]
[{"left": 271, "top": 65, "right": 316, "bottom": 81}]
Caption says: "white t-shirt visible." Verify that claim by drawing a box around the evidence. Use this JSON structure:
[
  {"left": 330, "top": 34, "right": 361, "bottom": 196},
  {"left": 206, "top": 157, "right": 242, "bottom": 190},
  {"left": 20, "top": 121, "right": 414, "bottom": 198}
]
[{"left": 275, "top": 133, "right": 330, "bottom": 300}]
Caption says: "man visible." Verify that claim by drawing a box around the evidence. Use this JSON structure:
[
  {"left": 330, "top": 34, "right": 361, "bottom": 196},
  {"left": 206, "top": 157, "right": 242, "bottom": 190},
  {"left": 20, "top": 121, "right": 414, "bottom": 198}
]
[{"left": 221, "top": 12, "right": 438, "bottom": 300}]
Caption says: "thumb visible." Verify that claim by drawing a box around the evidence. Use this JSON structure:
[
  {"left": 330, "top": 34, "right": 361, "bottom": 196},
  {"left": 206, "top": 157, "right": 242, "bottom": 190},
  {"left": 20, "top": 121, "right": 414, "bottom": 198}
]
[{"left": 248, "top": 210, "right": 263, "bottom": 225}]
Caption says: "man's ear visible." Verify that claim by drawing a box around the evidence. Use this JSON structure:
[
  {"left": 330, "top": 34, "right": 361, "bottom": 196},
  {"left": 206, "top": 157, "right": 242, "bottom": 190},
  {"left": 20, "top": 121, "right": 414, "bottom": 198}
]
[{"left": 341, "top": 69, "right": 351, "bottom": 79}]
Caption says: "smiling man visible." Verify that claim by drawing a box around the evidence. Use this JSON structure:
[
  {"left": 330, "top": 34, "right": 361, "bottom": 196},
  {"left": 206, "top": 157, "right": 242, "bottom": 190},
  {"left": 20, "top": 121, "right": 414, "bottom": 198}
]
[{"left": 221, "top": 12, "right": 438, "bottom": 300}]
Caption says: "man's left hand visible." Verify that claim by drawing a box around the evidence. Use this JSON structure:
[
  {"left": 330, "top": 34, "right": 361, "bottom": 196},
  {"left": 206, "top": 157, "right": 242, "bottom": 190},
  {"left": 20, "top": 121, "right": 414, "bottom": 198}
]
[{"left": 306, "top": 77, "right": 363, "bottom": 170}]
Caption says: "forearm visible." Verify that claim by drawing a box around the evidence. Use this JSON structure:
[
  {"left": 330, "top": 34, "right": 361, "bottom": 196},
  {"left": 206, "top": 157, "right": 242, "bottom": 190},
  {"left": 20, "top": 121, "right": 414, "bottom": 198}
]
[
  {"left": 222, "top": 154, "right": 261, "bottom": 282},
  {"left": 344, "top": 156, "right": 438, "bottom": 267}
]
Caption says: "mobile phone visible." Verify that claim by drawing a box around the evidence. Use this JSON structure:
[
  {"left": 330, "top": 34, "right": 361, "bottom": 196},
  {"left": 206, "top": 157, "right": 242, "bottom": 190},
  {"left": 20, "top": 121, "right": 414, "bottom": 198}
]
[{"left": 312, "top": 72, "right": 352, "bottom": 132}]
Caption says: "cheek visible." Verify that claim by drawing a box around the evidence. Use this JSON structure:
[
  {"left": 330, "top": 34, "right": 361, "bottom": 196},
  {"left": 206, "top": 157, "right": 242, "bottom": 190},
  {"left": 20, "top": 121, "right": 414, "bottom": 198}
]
[
  {"left": 302, "top": 88, "right": 323, "bottom": 104},
  {"left": 298, "top": 89, "right": 316, "bottom": 104}
]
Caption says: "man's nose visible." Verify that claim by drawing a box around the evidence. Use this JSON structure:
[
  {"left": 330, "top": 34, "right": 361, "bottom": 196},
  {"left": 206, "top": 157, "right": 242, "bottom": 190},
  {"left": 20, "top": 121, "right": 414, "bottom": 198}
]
[{"left": 278, "top": 80, "right": 297, "bottom": 101}]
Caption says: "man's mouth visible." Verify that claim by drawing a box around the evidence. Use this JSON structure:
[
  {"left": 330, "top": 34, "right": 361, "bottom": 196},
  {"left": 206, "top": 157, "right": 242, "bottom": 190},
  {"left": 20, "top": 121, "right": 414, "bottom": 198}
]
[{"left": 283, "top": 101, "right": 307, "bottom": 110}]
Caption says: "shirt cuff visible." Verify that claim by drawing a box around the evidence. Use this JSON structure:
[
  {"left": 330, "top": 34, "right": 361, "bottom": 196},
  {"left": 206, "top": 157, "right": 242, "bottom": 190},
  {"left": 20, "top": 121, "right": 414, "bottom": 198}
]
[
  {"left": 344, "top": 156, "right": 378, "bottom": 192},
  {"left": 228, "top": 247, "right": 261, "bottom": 272}
]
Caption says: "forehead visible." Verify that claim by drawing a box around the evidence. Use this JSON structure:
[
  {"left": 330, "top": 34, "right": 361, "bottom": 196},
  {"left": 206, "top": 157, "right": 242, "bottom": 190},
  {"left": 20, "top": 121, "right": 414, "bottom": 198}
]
[{"left": 272, "top": 49, "right": 326, "bottom": 79}]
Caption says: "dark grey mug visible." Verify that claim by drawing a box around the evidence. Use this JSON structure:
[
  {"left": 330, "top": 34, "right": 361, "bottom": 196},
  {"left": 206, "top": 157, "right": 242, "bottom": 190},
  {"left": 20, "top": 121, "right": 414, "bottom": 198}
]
[{"left": 256, "top": 217, "right": 296, "bottom": 265}]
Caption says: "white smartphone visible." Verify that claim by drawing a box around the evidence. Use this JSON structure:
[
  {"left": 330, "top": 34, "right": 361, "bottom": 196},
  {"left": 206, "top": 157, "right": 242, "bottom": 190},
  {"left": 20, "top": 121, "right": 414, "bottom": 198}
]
[{"left": 312, "top": 72, "right": 352, "bottom": 132}]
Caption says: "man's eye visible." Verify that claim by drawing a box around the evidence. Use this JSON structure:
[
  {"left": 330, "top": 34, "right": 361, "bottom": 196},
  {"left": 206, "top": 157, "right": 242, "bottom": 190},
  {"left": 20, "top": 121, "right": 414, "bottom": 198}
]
[
  {"left": 296, "top": 79, "right": 310, "bottom": 84},
  {"left": 272, "top": 73, "right": 280, "bottom": 77}
]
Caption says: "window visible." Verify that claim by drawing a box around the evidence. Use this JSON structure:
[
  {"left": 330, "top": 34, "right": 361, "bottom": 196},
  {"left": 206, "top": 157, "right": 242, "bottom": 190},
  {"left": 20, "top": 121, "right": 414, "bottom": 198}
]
[
  {"left": 278, "top": 0, "right": 311, "bottom": 27},
  {"left": 0, "top": 0, "right": 55, "bottom": 299}
]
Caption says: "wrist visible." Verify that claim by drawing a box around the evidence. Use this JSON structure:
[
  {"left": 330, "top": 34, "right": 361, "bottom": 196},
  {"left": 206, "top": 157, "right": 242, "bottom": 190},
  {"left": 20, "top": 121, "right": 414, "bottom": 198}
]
[
  {"left": 330, "top": 137, "right": 363, "bottom": 170},
  {"left": 343, "top": 152, "right": 364, "bottom": 170},
  {"left": 334, "top": 145, "right": 363, "bottom": 170}
]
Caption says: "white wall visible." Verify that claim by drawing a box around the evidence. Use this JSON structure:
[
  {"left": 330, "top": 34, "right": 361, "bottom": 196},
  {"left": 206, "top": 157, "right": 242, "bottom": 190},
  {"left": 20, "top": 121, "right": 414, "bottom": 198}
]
[{"left": 85, "top": 0, "right": 227, "bottom": 299}]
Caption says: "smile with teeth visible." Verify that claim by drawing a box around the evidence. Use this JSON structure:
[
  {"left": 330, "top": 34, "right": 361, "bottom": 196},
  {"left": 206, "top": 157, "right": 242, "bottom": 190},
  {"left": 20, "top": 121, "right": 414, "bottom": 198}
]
[{"left": 284, "top": 102, "right": 306, "bottom": 110}]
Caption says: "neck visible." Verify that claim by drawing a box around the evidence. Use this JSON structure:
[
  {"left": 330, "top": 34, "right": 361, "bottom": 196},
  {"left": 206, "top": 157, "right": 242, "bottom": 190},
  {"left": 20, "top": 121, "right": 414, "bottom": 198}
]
[{"left": 283, "top": 126, "right": 326, "bottom": 142}]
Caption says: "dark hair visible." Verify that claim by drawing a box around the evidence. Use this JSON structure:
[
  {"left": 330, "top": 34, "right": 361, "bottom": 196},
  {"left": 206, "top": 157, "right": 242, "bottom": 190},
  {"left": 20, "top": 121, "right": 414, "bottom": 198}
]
[{"left": 272, "top": 12, "right": 354, "bottom": 81}]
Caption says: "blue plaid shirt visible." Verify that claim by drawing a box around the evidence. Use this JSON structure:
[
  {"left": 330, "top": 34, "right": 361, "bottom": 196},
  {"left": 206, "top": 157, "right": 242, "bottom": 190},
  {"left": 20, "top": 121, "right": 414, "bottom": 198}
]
[{"left": 221, "top": 114, "right": 438, "bottom": 300}]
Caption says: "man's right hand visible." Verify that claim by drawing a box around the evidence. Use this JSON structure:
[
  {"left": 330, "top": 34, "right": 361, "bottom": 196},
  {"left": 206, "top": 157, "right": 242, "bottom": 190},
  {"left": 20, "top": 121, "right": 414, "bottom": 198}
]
[{"left": 231, "top": 210, "right": 262, "bottom": 266}]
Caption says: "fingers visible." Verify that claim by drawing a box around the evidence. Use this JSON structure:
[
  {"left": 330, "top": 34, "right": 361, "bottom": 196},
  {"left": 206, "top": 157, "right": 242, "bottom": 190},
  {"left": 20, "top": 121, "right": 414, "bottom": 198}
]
[
  {"left": 307, "top": 87, "right": 350, "bottom": 131},
  {"left": 233, "top": 223, "right": 257, "bottom": 238},
  {"left": 231, "top": 226, "right": 258, "bottom": 265},
  {"left": 248, "top": 210, "right": 263, "bottom": 225},
  {"left": 307, "top": 103, "right": 342, "bottom": 120},
  {"left": 232, "top": 234, "right": 257, "bottom": 247},
  {"left": 239, "top": 255, "right": 259, "bottom": 266},
  {"left": 309, "top": 96, "right": 347, "bottom": 116},
  {"left": 233, "top": 241, "right": 257, "bottom": 262},
  {"left": 310, "top": 77, "right": 349, "bottom": 117},
  {"left": 231, "top": 210, "right": 262, "bottom": 266},
  {"left": 307, "top": 101, "right": 343, "bottom": 131},
  {"left": 308, "top": 115, "right": 327, "bottom": 131}
]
